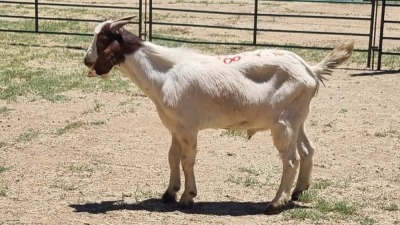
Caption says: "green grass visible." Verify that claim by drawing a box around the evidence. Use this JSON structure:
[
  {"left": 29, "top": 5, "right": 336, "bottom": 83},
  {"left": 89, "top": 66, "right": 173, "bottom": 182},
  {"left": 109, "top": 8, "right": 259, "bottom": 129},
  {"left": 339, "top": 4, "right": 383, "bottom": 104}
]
[
  {"left": 220, "top": 129, "right": 247, "bottom": 139},
  {"left": 226, "top": 165, "right": 279, "bottom": 188},
  {"left": 90, "top": 120, "right": 106, "bottom": 126},
  {"left": 0, "top": 106, "right": 13, "bottom": 116},
  {"left": 360, "top": 217, "right": 375, "bottom": 225},
  {"left": 374, "top": 129, "right": 399, "bottom": 138},
  {"left": 0, "top": 166, "right": 8, "bottom": 174},
  {"left": 0, "top": 166, "right": 8, "bottom": 197},
  {"left": 69, "top": 163, "right": 94, "bottom": 178},
  {"left": 381, "top": 202, "right": 399, "bottom": 212},
  {"left": 284, "top": 177, "right": 359, "bottom": 222},
  {"left": 56, "top": 121, "right": 86, "bottom": 135},
  {"left": 0, "top": 31, "right": 137, "bottom": 102},
  {"left": 15, "top": 129, "right": 40, "bottom": 142}
]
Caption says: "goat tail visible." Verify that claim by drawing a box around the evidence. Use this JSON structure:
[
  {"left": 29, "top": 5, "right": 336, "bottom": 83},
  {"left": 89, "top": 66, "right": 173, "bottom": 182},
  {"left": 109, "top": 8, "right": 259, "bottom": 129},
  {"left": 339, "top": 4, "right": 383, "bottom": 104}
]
[{"left": 310, "top": 40, "right": 355, "bottom": 85}]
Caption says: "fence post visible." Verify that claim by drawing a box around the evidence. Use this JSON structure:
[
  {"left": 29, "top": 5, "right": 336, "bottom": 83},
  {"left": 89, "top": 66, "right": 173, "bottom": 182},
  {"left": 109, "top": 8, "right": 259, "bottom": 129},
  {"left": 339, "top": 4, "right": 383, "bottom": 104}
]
[
  {"left": 148, "top": 0, "right": 152, "bottom": 41},
  {"left": 367, "top": 0, "right": 376, "bottom": 68},
  {"left": 35, "top": 0, "right": 39, "bottom": 32},
  {"left": 377, "top": 0, "right": 386, "bottom": 70},
  {"left": 139, "top": 0, "right": 143, "bottom": 38},
  {"left": 253, "top": 0, "right": 258, "bottom": 45}
]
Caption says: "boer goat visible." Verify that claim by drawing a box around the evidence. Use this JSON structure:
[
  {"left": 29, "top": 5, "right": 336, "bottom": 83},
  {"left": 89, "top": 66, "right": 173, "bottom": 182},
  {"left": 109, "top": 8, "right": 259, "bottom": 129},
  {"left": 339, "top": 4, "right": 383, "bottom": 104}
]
[{"left": 83, "top": 17, "right": 354, "bottom": 214}]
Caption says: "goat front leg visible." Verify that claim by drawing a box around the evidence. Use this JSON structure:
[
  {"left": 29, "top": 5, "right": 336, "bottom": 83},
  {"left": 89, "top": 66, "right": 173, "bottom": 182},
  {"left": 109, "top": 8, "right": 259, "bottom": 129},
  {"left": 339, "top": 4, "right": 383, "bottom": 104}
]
[
  {"left": 176, "top": 131, "right": 198, "bottom": 208},
  {"left": 162, "top": 133, "right": 182, "bottom": 203}
]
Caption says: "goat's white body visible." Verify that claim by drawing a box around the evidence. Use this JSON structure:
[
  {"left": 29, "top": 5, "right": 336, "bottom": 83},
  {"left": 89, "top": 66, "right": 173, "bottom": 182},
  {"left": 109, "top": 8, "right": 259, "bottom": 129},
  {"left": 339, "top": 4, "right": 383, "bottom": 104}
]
[
  {"left": 85, "top": 23, "right": 353, "bottom": 212},
  {"left": 120, "top": 42, "right": 316, "bottom": 135}
]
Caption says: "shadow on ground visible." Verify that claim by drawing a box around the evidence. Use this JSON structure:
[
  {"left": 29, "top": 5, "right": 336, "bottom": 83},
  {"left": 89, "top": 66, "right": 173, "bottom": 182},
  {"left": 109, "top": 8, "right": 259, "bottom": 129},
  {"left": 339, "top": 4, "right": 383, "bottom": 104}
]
[
  {"left": 69, "top": 199, "right": 308, "bottom": 216},
  {"left": 349, "top": 69, "right": 400, "bottom": 76}
]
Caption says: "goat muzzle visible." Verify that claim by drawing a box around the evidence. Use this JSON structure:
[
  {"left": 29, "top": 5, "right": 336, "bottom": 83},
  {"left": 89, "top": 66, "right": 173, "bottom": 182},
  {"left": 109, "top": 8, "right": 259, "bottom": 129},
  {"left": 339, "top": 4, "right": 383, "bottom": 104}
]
[{"left": 87, "top": 69, "right": 99, "bottom": 78}]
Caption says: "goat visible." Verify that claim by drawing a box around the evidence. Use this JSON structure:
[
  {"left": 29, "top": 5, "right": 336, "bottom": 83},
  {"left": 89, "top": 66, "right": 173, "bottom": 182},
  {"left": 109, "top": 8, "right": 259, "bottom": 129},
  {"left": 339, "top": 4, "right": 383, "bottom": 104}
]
[{"left": 83, "top": 17, "right": 354, "bottom": 214}]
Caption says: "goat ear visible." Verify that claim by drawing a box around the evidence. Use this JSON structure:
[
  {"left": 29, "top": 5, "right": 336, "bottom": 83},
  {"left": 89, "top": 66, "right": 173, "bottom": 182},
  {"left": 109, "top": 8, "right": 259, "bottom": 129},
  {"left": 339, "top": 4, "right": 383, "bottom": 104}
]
[
  {"left": 115, "top": 16, "right": 136, "bottom": 22},
  {"left": 110, "top": 16, "right": 136, "bottom": 33},
  {"left": 104, "top": 40, "right": 121, "bottom": 64}
]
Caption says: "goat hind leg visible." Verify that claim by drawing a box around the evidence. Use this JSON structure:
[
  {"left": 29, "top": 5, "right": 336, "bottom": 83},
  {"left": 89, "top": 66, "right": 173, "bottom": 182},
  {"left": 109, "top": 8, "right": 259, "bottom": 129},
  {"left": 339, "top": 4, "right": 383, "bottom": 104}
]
[
  {"left": 162, "top": 134, "right": 182, "bottom": 203},
  {"left": 266, "top": 122, "right": 300, "bottom": 214},
  {"left": 292, "top": 124, "right": 314, "bottom": 201}
]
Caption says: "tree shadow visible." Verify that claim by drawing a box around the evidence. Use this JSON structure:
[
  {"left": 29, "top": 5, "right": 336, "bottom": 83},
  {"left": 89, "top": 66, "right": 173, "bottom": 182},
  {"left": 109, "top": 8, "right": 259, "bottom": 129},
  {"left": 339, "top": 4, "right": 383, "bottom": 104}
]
[{"left": 69, "top": 198, "right": 309, "bottom": 216}]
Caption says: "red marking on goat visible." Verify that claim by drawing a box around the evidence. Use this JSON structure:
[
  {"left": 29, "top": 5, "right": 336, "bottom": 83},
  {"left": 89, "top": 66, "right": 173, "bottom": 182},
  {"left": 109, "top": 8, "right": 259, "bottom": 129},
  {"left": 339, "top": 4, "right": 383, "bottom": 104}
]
[{"left": 223, "top": 56, "right": 241, "bottom": 64}]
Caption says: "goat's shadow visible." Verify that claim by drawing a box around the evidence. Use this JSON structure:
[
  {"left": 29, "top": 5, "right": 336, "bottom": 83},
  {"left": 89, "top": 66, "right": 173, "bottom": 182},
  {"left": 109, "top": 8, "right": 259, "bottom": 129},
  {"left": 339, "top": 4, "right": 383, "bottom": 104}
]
[{"left": 69, "top": 198, "right": 309, "bottom": 216}]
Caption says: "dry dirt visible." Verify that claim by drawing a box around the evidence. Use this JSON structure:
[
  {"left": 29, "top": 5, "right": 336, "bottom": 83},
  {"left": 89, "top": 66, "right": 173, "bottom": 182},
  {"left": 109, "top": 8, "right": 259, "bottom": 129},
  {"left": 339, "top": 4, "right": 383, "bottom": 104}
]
[
  {"left": 1, "top": 1, "right": 400, "bottom": 225},
  {"left": 1, "top": 69, "right": 400, "bottom": 224}
]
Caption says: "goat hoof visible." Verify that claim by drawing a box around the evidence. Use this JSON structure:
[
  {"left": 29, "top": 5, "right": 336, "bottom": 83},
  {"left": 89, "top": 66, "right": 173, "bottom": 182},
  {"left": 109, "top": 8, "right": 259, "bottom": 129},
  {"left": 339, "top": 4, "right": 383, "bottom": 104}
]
[
  {"left": 264, "top": 203, "right": 284, "bottom": 215},
  {"left": 178, "top": 199, "right": 194, "bottom": 209},
  {"left": 161, "top": 192, "right": 177, "bottom": 204},
  {"left": 291, "top": 191, "right": 303, "bottom": 201}
]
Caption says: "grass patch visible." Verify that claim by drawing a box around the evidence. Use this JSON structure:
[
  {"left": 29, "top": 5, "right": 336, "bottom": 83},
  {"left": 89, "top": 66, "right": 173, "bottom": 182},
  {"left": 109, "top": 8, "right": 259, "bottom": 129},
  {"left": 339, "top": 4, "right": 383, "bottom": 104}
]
[
  {"left": 285, "top": 208, "right": 328, "bottom": 221},
  {"left": 56, "top": 121, "right": 86, "bottom": 135},
  {"left": 69, "top": 163, "right": 95, "bottom": 178},
  {"left": 0, "top": 142, "right": 7, "bottom": 148},
  {"left": 220, "top": 129, "right": 247, "bottom": 139},
  {"left": 298, "top": 189, "right": 318, "bottom": 203},
  {"left": 312, "top": 179, "right": 332, "bottom": 190},
  {"left": 360, "top": 217, "right": 375, "bottom": 225},
  {"left": 381, "top": 202, "right": 399, "bottom": 212},
  {"left": 0, "top": 106, "right": 13, "bottom": 115},
  {"left": 15, "top": 128, "right": 39, "bottom": 142},
  {"left": 284, "top": 177, "right": 358, "bottom": 222},
  {"left": 0, "top": 166, "right": 8, "bottom": 174},
  {"left": 374, "top": 129, "right": 399, "bottom": 138},
  {"left": 315, "top": 199, "right": 356, "bottom": 215},
  {"left": 226, "top": 175, "right": 260, "bottom": 187},
  {"left": 90, "top": 120, "right": 106, "bottom": 126}
]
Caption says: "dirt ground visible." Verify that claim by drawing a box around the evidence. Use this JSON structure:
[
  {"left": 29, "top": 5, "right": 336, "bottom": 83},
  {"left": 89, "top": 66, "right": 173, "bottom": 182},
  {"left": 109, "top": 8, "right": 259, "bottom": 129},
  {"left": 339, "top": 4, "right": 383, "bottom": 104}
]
[
  {"left": 1, "top": 68, "right": 399, "bottom": 224},
  {"left": 1, "top": 1, "right": 400, "bottom": 225}
]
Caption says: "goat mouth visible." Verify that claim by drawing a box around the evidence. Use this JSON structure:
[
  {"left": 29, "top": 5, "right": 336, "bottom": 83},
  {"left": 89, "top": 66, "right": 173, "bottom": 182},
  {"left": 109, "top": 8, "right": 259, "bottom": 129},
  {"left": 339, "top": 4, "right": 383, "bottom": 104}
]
[
  {"left": 88, "top": 69, "right": 100, "bottom": 77},
  {"left": 87, "top": 69, "right": 109, "bottom": 80}
]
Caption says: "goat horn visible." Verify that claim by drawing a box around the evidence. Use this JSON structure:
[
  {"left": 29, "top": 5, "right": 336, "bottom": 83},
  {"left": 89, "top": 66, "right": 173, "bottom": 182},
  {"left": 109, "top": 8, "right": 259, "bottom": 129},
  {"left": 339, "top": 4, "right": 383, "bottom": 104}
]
[{"left": 110, "top": 16, "right": 136, "bottom": 33}]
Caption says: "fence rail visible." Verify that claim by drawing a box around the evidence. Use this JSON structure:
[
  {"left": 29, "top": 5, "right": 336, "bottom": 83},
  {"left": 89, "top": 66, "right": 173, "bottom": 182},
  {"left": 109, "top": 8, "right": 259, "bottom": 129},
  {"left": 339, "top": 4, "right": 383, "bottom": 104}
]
[
  {"left": 0, "top": 0, "right": 142, "bottom": 36},
  {"left": 0, "top": 0, "right": 399, "bottom": 70},
  {"left": 377, "top": 0, "right": 400, "bottom": 70}
]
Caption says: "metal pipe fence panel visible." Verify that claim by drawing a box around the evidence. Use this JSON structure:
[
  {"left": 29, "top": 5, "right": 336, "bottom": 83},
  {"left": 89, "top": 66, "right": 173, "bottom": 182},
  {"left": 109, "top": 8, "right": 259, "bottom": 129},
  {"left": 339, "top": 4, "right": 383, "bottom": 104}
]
[
  {"left": 0, "top": 0, "right": 398, "bottom": 69},
  {"left": 0, "top": 0, "right": 142, "bottom": 36},
  {"left": 377, "top": 0, "right": 400, "bottom": 70},
  {"left": 148, "top": 0, "right": 376, "bottom": 67}
]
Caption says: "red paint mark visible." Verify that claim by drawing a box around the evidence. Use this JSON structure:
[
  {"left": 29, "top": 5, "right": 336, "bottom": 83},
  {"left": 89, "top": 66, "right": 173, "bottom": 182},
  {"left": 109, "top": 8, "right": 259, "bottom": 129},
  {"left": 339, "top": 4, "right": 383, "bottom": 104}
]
[{"left": 223, "top": 56, "right": 241, "bottom": 64}]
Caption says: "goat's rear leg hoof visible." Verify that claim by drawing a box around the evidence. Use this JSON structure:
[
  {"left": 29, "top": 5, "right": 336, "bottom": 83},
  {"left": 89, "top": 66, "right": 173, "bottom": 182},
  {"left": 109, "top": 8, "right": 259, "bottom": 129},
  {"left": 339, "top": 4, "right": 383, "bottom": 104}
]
[
  {"left": 178, "top": 199, "right": 194, "bottom": 209},
  {"left": 264, "top": 203, "right": 285, "bottom": 215},
  {"left": 178, "top": 193, "right": 195, "bottom": 209},
  {"left": 291, "top": 190, "right": 303, "bottom": 201},
  {"left": 161, "top": 191, "right": 177, "bottom": 204}
]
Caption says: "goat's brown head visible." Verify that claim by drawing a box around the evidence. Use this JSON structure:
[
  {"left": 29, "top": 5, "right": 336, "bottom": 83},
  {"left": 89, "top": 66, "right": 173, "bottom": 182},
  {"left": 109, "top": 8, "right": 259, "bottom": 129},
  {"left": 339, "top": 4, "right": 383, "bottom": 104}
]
[{"left": 83, "top": 16, "right": 143, "bottom": 77}]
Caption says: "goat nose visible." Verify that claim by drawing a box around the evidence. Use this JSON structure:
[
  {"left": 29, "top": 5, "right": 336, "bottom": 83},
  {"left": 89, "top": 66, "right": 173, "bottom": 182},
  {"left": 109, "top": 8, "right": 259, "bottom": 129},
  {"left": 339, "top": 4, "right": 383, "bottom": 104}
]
[{"left": 83, "top": 57, "right": 94, "bottom": 68}]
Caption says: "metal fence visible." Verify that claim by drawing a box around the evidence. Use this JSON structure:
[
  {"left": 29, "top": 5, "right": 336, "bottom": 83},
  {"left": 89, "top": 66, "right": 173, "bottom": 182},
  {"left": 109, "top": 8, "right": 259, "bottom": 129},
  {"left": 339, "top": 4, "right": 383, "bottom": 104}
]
[
  {"left": 149, "top": 0, "right": 377, "bottom": 67},
  {"left": 0, "top": 0, "right": 398, "bottom": 70},
  {"left": 376, "top": 0, "right": 400, "bottom": 70},
  {"left": 0, "top": 0, "right": 142, "bottom": 36}
]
